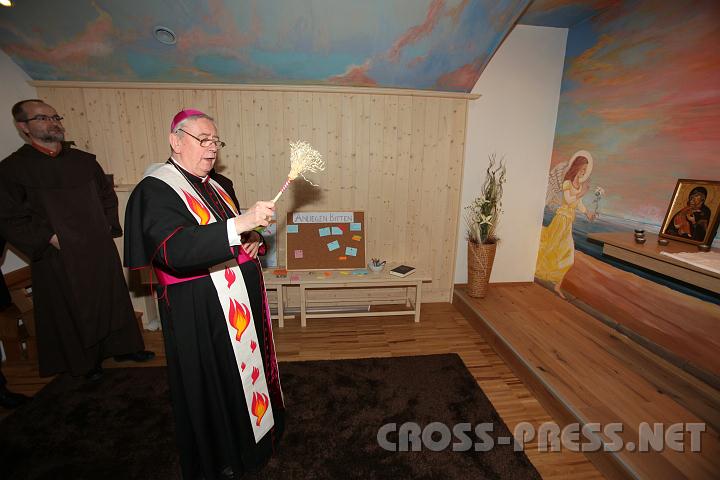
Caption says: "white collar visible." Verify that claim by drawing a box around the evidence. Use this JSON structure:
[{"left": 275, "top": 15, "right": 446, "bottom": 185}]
[{"left": 170, "top": 156, "right": 209, "bottom": 182}]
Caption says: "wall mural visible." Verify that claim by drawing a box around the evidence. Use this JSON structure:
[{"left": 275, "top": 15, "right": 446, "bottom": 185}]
[
  {"left": 520, "top": 0, "right": 617, "bottom": 27},
  {"left": 536, "top": 151, "right": 600, "bottom": 297},
  {"left": 0, "top": 0, "right": 530, "bottom": 92},
  {"left": 534, "top": 1, "right": 720, "bottom": 382},
  {"left": 536, "top": 0, "right": 720, "bottom": 300}
]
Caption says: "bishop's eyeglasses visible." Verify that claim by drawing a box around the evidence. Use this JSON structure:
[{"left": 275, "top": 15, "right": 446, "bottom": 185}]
[{"left": 177, "top": 128, "right": 226, "bottom": 149}]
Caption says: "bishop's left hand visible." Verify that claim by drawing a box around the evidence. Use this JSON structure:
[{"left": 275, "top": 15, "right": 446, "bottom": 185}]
[{"left": 241, "top": 230, "right": 262, "bottom": 258}]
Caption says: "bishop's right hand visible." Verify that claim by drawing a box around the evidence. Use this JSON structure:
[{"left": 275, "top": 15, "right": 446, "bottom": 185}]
[{"left": 234, "top": 201, "right": 275, "bottom": 234}]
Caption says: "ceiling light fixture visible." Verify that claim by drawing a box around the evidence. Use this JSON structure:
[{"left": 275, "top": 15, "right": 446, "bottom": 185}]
[
  {"left": 153, "top": 26, "right": 177, "bottom": 45},
  {"left": 0, "top": 0, "right": 14, "bottom": 7}
]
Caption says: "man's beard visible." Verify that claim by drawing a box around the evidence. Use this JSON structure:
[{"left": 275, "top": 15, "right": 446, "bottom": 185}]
[{"left": 39, "top": 129, "right": 65, "bottom": 142}]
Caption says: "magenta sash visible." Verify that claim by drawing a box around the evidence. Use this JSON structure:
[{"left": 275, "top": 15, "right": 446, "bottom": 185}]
[{"left": 154, "top": 249, "right": 255, "bottom": 286}]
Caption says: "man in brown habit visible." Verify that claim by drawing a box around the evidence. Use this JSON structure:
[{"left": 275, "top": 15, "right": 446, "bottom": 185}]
[{"left": 0, "top": 99, "right": 154, "bottom": 380}]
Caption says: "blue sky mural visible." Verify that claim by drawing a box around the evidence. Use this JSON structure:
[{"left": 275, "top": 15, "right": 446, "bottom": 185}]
[
  {"left": 0, "top": 0, "right": 531, "bottom": 92},
  {"left": 520, "top": 0, "right": 617, "bottom": 27},
  {"left": 549, "top": 0, "right": 720, "bottom": 227}
]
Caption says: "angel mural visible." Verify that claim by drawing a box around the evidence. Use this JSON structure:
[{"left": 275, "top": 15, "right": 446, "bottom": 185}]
[{"left": 535, "top": 151, "right": 600, "bottom": 299}]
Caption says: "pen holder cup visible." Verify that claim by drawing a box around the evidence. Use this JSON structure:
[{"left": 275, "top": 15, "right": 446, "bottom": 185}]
[{"left": 368, "top": 263, "right": 385, "bottom": 273}]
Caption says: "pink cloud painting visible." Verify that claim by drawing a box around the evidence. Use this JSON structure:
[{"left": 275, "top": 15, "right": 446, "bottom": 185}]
[{"left": 549, "top": 0, "right": 720, "bottom": 226}]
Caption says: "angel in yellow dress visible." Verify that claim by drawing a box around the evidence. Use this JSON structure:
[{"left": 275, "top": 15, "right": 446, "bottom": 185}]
[{"left": 535, "top": 151, "right": 597, "bottom": 298}]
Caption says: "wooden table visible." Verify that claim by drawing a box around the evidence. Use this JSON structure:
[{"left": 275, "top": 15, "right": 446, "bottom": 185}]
[
  {"left": 263, "top": 268, "right": 431, "bottom": 327},
  {"left": 587, "top": 232, "right": 720, "bottom": 294}
]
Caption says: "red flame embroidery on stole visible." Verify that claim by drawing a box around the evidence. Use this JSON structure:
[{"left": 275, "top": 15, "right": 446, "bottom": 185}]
[
  {"left": 251, "top": 392, "right": 269, "bottom": 426},
  {"left": 228, "top": 299, "right": 250, "bottom": 342},
  {"left": 217, "top": 188, "right": 239, "bottom": 215},
  {"left": 181, "top": 190, "right": 211, "bottom": 225},
  {"left": 225, "top": 266, "right": 236, "bottom": 288},
  {"left": 251, "top": 366, "right": 260, "bottom": 385}
]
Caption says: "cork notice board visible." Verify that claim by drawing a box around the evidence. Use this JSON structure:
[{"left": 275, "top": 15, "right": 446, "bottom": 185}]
[{"left": 286, "top": 211, "right": 366, "bottom": 270}]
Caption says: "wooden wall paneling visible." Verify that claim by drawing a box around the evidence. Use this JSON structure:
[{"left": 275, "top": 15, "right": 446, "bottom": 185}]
[
  {"left": 141, "top": 91, "right": 164, "bottom": 167},
  {"left": 281, "top": 91, "right": 299, "bottom": 146},
  {"left": 40, "top": 87, "right": 92, "bottom": 152},
  {"left": 79, "top": 88, "right": 111, "bottom": 174},
  {"left": 353, "top": 95, "right": 371, "bottom": 213},
  {"left": 446, "top": 99, "right": 468, "bottom": 297},
  {"left": 267, "top": 90, "right": 286, "bottom": 239},
  {"left": 325, "top": 93, "right": 342, "bottom": 209},
  {"left": 116, "top": 90, "right": 137, "bottom": 181},
  {"left": 309, "top": 93, "right": 327, "bottom": 207},
  {"left": 94, "top": 90, "right": 123, "bottom": 182},
  {"left": 66, "top": 89, "right": 93, "bottom": 153},
  {"left": 32, "top": 83, "right": 470, "bottom": 301},
  {"left": 394, "top": 96, "right": 413, "bottom": 264},
  {"left": 267, "top": 91, "right": 285, "bottom": 187},
  {"left": 181, "top": 89, "right": 215, "bottom": 119},
  {"left": 121, "top": 90, "right": 153, "bottom": 181},
  {"left": 296, "top": 93, "right": 313, "bottom": 164},
  {"left": 366, "top": 95, "right": 385, "bottom": 258},
  {"left": 215, "top": 91, "right": 243, "bottom": 191},
  {"left": 406, "top": 97, "right": 426, "bottom": 267},
  {"left": 381, "top": 95, "right": 399, "bottom": 259},
  {"left": 36, "top": 86, "right": 61, "bottom": 112},
  {"left": 239, "top": 91, "right": 258, "bottom": 206},
  {"left": 139, "top": 90, "right": 161, "bottom": 168},
  {"left": 420, "top": 97, "right": 440, "bottom": 296},
  {"left": 279, "top": 91, "right": 299, "bottom": 263},
  {"left": 432, "top": 100, "right": 454, "bottom": 301},
  {"left": 252, "top": 91, "right": 272, "bottom": 201},
  {"left": 339, "top": 94, "right": 356, "bottom": 210},
  {"left": 156, "top": 90, "right": 185, "bottom": 162},
  {"left": 108, "top": 90, "right": 129, "bottom": 177},
  {"left": 294, "top": 90, "right": 316, "bottom": 253}
]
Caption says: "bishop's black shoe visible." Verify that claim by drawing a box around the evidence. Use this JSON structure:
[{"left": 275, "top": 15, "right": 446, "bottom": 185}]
[
  {"left": 0, "top": 384, "right": 31, "bottom": 409},
  {"left": 113, "top": 350, "right": 156, "bottom": 363},
  {"left": 84, "top": 366, "right": 104, "bottom": 382},
  {"left": 219, "top": 466, "right": 235, "bottom": 479}
]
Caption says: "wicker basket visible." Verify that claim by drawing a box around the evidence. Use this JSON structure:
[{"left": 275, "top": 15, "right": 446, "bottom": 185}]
[{"left": 467, "top": 241, "right": 497, "bottom": 298}]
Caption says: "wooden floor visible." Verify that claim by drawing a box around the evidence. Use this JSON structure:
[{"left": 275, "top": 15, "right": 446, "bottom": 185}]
[
  {"left": 564, "top": 250, "right": 720, "bottom": 380},
  {"left": 0, "top": 300, "right": 602, "bottom": 479},
  {"left": 454, "top": 283, "right": 720, "bottom": 480}
]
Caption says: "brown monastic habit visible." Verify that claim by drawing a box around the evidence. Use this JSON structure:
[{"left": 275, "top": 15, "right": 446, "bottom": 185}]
[{"left": 0, "top": 143, "right": 144, "bottom": 376}]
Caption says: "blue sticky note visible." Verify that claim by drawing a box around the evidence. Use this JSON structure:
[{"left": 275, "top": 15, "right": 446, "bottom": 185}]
[
  {"left": 287, "top": 224, "right": 299, "bottom": 233},
  {"left": 350, "top": 223, "right": 362, "bottom": 231},
  {"left": 352, "top": 269, "right": 369, "bottom": 275},
  {"left": 327, "top": 240, "right": 340, "bottom": 251},
  {"left": 331, "top": 226, "right": 343, "bottom": 235},
  {"left": 319, "top": 227, "right": 331, "bottom": 237},
  {"left": 345, "top": 247, "right": 357, "bottom": 257}
]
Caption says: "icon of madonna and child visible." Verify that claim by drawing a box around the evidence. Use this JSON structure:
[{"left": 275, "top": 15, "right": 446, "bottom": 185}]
[{"left": 535, "top": 151, "right": 603, "bottom": 299}]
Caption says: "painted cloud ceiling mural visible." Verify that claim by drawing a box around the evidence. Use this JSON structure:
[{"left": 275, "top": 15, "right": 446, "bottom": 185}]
[{"left": 0, "top": 0, "right": 537, "bottom": 92}]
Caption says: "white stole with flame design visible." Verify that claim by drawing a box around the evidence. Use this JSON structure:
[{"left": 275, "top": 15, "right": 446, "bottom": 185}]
[{"left": 148, "top": 164, "right": 274, "bottom": 443}]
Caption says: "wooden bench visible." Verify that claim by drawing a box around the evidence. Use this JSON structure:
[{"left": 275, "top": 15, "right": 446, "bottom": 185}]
[{"left": 263, "top": 268, "right": 431, "bottom": 328}]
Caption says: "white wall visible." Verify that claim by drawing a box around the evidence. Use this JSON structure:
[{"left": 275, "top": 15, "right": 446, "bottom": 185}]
[
  {"left": 455, "top": 25, "right": 567, "bottom": 284},
  {"left": 0, "top": 49, "right": 36, "bottom": 274}
]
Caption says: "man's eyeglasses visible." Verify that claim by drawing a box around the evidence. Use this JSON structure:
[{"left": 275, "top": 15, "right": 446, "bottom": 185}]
[
  {"left": 177, "top": 128, "right": 226, "bottom": 149},
  {"left": 22, "top": 115, "right": 64, "bottom": 123}
]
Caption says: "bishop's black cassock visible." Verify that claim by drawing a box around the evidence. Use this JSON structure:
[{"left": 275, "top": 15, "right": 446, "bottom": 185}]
[{"left": 124, "top": 160, "right": 284, "bottom": 479}]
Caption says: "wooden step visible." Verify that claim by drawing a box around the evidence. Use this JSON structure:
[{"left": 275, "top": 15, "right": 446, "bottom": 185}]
[{"left": 453, "top": 283, "right": 720, "bottom": 480}]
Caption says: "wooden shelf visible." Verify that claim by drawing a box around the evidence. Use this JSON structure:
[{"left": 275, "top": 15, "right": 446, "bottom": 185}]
[{"left": 588, "top": 232, "right": 719, "bottom": 294}]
